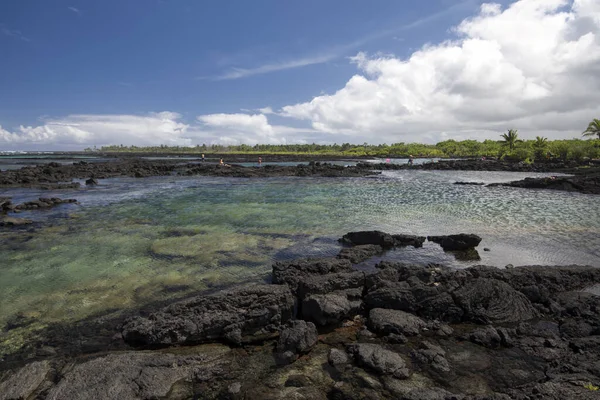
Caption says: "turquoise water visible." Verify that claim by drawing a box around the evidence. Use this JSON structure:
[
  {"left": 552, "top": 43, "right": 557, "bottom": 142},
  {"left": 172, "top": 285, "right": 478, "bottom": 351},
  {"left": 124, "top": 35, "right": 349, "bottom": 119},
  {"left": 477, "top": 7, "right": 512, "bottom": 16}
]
[{"left": 1, "top": 170, "right": 599, "bottom": 354}]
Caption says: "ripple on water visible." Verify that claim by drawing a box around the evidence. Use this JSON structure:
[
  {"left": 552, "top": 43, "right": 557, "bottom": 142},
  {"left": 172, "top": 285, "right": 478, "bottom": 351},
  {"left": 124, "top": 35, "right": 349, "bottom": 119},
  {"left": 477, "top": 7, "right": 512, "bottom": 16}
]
[{"left": 0, "top": 171, "right": 599, "bottom": 355}]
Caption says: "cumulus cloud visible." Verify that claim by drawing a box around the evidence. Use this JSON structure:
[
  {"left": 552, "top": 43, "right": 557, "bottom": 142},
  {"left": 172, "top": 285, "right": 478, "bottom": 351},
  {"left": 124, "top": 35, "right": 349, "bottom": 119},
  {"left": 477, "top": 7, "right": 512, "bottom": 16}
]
[
  {"left": 0, "top": 112, "right": 192, "bottom": 150},
  {"left": 281, "top": 0, "right": 600, "bottom": 142},
  {"left": 196, "top": 113, "right": 314, "bottom": 145}
]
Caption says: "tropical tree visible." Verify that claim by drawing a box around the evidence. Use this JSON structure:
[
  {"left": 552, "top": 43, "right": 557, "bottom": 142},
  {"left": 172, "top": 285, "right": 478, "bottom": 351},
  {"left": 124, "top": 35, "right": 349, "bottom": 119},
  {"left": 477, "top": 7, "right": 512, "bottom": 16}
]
[
  {"left": 501, "top": 129, "right": 522, "bottom": 150},
  {"left": 582, "top": 118, "right": 600, "bottom": 139},
  {"left": 532, "top": 136, "right": 548, "bottom": 160}
]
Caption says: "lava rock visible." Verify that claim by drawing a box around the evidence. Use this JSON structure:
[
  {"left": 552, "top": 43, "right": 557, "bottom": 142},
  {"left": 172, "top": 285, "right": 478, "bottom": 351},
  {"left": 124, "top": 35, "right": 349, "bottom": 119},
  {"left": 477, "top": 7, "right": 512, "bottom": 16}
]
[
  {"left": 272, "top": 258, "right": 352, "bottom": 294},
  {"left": 427, "top": 233, "right": 482, "bottom": 251},
  {"left": 368, "top": 308, "right": 426, "bottom": 336},
  {"left": 453, "top": 278, "right": 537, "bottom": 324},
  {"left": 277, "top": 320, "right": 318, "bottom": 354},
  {"left": 347, "top": 343, "right": 410, "bottom": 379},
  {"left": 337, "top": 244, "right": 384, "bottom": 263},
  {"left": 122, "top": 284, "right": 294, "bottom": 346}
]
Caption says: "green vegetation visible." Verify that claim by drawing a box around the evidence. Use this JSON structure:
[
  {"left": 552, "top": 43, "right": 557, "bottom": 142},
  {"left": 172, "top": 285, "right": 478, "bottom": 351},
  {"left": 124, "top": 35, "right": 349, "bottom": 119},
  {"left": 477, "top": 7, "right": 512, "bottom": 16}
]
[
  {"left": 91, "top": 121, "right": 600, "bottom": 162},
  {"left": 92, "top": 138, "right": 600, "bottom": 162},
  {"left": 501, "top": 129, "right": 522, "bottom": 150}
]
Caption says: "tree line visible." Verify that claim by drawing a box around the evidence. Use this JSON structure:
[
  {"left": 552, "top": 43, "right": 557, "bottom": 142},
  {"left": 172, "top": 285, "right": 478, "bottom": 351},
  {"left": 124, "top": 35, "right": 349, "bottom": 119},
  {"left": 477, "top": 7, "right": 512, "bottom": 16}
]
[{"left": 91, "top": 119, "right": 600, "bottom": 162}]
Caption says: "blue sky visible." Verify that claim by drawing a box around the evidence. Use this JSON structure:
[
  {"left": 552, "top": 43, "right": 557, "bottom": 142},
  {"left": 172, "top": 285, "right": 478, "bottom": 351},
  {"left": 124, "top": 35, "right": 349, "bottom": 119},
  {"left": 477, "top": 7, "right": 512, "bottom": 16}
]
[{"left": 1, "top": 0, "right": 599, "bottom": 149}]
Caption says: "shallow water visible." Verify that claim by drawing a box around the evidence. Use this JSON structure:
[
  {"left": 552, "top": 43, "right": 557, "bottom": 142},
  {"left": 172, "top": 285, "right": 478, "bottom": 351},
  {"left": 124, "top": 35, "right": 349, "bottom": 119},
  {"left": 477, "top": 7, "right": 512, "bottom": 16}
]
[{"left": 0, "top": 169, "right": 599, "bottom": 354}]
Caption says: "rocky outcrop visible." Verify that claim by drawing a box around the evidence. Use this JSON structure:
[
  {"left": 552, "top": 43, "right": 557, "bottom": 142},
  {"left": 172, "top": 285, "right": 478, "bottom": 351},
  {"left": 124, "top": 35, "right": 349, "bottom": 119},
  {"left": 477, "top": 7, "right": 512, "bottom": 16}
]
[
  {"left": 272, "top": 257, "right": 353, "bottom": 293},
  {"left": 368, "top": 308, "right": 426, "bottom": 336},
  {"left": 347, "top": 343, "right": 410, "bottom": 379},
  {"left": 3, "top": 240, "right": 600, "bottom": 400},
  {"left": 121, "top": 284, "right": 294, "bottom": 346},
  {"left": 487, "top": 172, "right": 600, "bottom": 195},
  {"left": 277, "top": 320, "right": 318, "bottom": 356},
  {"left": 0, "top": 159, "right": 381, "bottom": 188},
  {"left": 427, "top": 233, "right": 482, "bottom": 251}
]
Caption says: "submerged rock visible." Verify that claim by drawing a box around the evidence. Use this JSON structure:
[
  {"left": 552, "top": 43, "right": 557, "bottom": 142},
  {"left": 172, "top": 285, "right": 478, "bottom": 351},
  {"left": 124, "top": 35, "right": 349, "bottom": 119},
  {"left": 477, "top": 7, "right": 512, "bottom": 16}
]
[
  {"left": 122, "top": 284, "right": 294, "bottom": 346},
  {"left": 0, "top": 216, "right": 33, "bottom": 226},
  {"left": 13, "top": 197, "right": 78, "bottom": 211}
]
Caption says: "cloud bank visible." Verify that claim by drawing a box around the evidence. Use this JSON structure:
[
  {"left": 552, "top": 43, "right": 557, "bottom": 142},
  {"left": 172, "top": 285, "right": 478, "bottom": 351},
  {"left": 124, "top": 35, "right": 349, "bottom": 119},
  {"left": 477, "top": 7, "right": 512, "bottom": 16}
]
[
  {"left": 2, "top": 0, "right": 599, "bottom": 150},
  {"left": 1, "top": 113, "right": 192, "bottom": 150},
  {"left": 281, "top": 0, "right": 600, "bottom": 142}
]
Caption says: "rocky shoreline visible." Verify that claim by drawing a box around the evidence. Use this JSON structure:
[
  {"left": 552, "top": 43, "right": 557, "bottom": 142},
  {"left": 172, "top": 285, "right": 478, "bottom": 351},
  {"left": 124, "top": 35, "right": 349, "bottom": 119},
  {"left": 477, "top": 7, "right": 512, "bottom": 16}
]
[
  {"left": 2, "top": 158, "right": 599, "bottom": 195},
  {"left": 1, "top": 231, "right": 599, "bottom": 399}
]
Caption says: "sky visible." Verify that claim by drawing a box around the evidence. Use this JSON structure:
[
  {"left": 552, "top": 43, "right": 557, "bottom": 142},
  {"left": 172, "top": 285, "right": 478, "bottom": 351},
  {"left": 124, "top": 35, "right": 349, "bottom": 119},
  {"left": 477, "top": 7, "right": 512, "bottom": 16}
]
[{"left": 1, "top": 0, "right": 599, "bottom": 150}]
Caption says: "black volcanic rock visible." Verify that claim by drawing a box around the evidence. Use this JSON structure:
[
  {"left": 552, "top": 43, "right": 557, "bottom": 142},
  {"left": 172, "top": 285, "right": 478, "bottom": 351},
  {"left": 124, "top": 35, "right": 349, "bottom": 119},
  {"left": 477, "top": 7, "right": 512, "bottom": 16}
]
[
  {"left": 427, "top": 233, "right": 482, "bottom": 251},
  {"left": 340, "top": 231, "right": 426, "bottom": 249},
  {"left": 122, "top": 284, "right": 294, "bottom": 346}
]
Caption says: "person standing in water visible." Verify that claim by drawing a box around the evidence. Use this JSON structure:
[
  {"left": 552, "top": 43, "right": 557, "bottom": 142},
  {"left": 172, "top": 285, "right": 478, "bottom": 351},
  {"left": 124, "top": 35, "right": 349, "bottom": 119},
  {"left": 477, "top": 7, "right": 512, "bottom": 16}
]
[
  {"left": 408, "top": 155, "right": 414, "bottom": 166},
  {"left": 219, "top": 158, "right": 224, "bottom": 166},
  {"left": 201, "top": 153, "right": 205, "bottom": 162},
  {"left": 258, "top": 156, "right": 262, "bottom": 166}
]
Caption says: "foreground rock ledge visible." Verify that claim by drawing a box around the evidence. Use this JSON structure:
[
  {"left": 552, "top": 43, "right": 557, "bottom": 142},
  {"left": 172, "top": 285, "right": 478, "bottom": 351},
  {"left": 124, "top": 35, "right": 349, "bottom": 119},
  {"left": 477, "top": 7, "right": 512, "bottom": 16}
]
[{"left": 2, "top": 250, "right": 600, "bottom": 399}]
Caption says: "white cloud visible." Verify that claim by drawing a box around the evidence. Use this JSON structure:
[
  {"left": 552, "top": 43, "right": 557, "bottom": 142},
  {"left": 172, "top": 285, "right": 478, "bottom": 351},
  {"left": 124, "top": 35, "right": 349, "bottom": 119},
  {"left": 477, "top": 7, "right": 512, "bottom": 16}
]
[
  {"left": 0, "top": 112, "right": 192, "bottom": 150},
  {"left": 0, "top": 24, "right": 30, "bottom": 42},
  {"left": 68, "top": 6, "right": 82, "bottom": 16},
  {"left": 281, "top": 0, "right": 600, "bottom": 143},
  {"left": 196, "top": 113, "right": 314, "bottom": 145},
  {"left": 213, "top": 54, "right": 337, "bottom": 80}
]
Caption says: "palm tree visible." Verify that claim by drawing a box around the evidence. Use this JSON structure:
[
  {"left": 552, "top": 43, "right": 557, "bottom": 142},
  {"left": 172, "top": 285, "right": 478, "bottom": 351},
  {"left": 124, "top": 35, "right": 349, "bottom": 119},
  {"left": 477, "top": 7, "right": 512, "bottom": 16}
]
[
  {"left": 501, "top": 129, "right": 522, "bottom": 150},
  {"left": 582, "top": 118, "right": 600, "bottom": 139},
  {"left": 533, "top": 136, "right": 548, "bottom": 160},
  {"left": 533, "top": 136, "right": 548, "bottom": 149}
]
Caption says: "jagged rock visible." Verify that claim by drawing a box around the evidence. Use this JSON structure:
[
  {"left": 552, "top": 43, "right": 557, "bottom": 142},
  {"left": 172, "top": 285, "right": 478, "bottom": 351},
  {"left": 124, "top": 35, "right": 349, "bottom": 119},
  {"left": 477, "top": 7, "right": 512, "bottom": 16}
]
[
  {"left": 340, "top": 231, "right": 425, "bottom": 248},
  {"left": 410, "top": 341, "right": 450, "bottom": 373},
  {"left": 427, "top": 234, "right": 482, "bottom": 251},
  {"left": 122, "top": 284, "right": 294, "bottom": 346},
  {"left": 296, "top": 271, "right": 365, "bottom": 299},
  {"left": 301, "top": 289, "right": 362, "bottom": 326},
  {"left": 272, "top": 258, "right": 352, "bottom": 293},
  {"left": 560, "top": 319, "right": 594, "bottom": 338},
  {"left": 340, "top": 230, "right": 396, "bottom": 248},
  {"left": 391, "top": 234, "right": 426, "bottom": 248},
  {"left": 337, "top": 244, "right": 384, "bottom": 263},
  {"left": 465, "top": 326, "right": 508, "bottom": 348},
  {"left": 85, "top": 177, "right": 98, "bottom": 186},
  {"left": 277, "top": 320, "right": 318, "bottom": 354},
  {"left": 468, "top": 265, "right": 600, "bottom": 300},
  {"left": 368, "top": 308, "right": 426, "bottom": 336},
  {"left": 0, "top": 361, "right": 51, "bottom": 400},
  {"left": 347, "top": 343, "right": 410, "bottom": 379},
  {"left": 328, "top": 348, "right": 350, "bottom": 366},
  {"left": 453, "top": 278, "right": 537, "bottom": 324},
  {"left": 400, "top": 387, "right": 463, "bottom": 400},
  {"left": 45, "top": 348, "right": 230, "bottom": 400}
]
